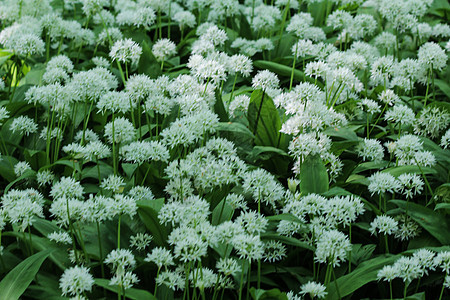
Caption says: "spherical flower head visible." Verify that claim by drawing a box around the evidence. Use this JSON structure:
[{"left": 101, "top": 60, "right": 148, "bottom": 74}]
[
  {"left": 414, "top": 106, "right": 450, "bottom": 139},
  {"left": 358, "top": 98, "right": 381, "bottom": 114},
  {"left": 97, "top": 91, "right": 131, "bottom": 114},
  {"left": 441, "top": 129, "right": 450, "bottom": 149},
  {"left": 173, "top": 11, "right": 196, "bottom": 30},
  {"left": 377, "top": 265, "right": 398, "bottom": 282},
  {"left": 59, "top": 266, "right": 94, "bottom": 297},
  {"left": 235, "top": 210, "right": 268, "bottom": 235},
  {"left": 109, "top": 38, "right": 142, "bottom": 66},
  {"left": 50, "top": 176, "right": 84, "bottom": 199},
  {"left": 263, "top": 240, "right": 287, "bottom": 262},
  {"left": 200, "top": 25, "right": 228, "bottom": 47},
  {"left": 10, "top": 116, "right": 38, "bottom": 136},
  {"left": 300, "top": 281, "right": 327, "bottom": 299},
  {"left": 385, "top": 104, "right": 415, "bottom": 126},
  {"left": 370, "top": 215, "right": 398, "bottom": 236},
  {"left": 152, "top": 38, "right": 177, "bottom": 62},
  {"left": 36, "top": 169, "right": 55, "bottom": 186},
  {"left": 144, "top": 247, "right": 174, "bottom": 268},
  {"left": 368, "top": 172, "right": 401, "bottom": 195},
  {"left": 47, "top": 55, "right": 74, "bottom": 73},
  {"left": 173, "top": 234, "right": 208, "bottom": 262},
  {"left": 48, "top": 231, "right": 72, "bottom": 244},
  {"left": 128, "top": 186, "right": 154, "bottom": 202},
  {"left": 82, "top": 141, "right": 111, "bottom": 161},
  {"left": 104, "top": 117, "right": 136, "bottom": 144},
  {"left": 100, "top": 174, "right": 125, "bottom": 193},
  {"left": 110, "top": 271, "right": 140, "bottom": 290},
  {"left": 129, "top": 233, "right": 152, "bottom": 251},
  {"left": 252, "top": 70, "right": 279, "bottom": 91},
  {"left": 105, "top": 248, "right": 136, "bottom": 272},
  {"left": 433, "top": 251, "right": 450, "bottom": 273},
  {"left": 314, "top": 230, "right": 351, "bottom": 267},
  {"left": 227, "top": 54, "right": 253, "bottom": 77},
  {"left": 418, "top": 42, "right": 448, "bottom": 71},
  {"left": 397, "top": 173, "right": 424, "bottom": 199},
  {"left": 356, "top": 138, "right": 384, "bottom": 162},
  {"left": 14, "top": 161, "right": 31, "bottom": 177},
  {"left": 216, "top": 257, "right": 241, "bottom": 277},
  {"left": 0, "top": 107, "right": 9, "bottom": 125},
  {"left": 231, "top": 234, "right": 264, "bottom": 261}
]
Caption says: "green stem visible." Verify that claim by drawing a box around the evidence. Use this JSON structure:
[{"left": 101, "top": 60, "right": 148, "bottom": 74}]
[
  {"left": 238, "top": 260, "right": 245, "bottom": 300},
  {"left": 96, "top": 222, "right": 105, "bottom": 279},
  {"left": 289, "top": 43, "right": 297, "bottom": 91},
  {"left": 117, "top": 214, "right": 122, "bottom": 249}
]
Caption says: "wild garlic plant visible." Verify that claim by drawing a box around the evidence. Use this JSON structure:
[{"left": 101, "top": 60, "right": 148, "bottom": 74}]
[{"left": 0, "top": 0, "right": 448, "bottom": 299}]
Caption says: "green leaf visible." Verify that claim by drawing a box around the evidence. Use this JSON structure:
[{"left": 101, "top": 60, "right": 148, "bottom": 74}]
[
  {"left": 212, "top": 198, "right": 234, "bottom": 225},
  {"left": 326, "top": 255, "right": 399, "bottom": 300},
  {"left": 434, "top": 79, "right": 450, "bottom": 99},
  {"left": 253, "top": 60, "right": 321, "bottom": 87},
  {"left": 300, "top": 155, "right": 329, "bottom": 195},
  {"left": 137, "top": 198, "right": 167, "bottom": 246},
  {"left": 95, "top": 279, "right": 157, "bottom": 300},
  {"left": 250, "top": 288, "right": 288, "bottom": 300},
  {"left": 247, "top": 146, "right": 289, "bottom": 163},
  {"left": 214, "top": 89, "right": 229, "bottom": 122},
  {"left": 247, "top": 89, "right": 283, "bottom": 148},
  {"left": 216, "top": 122, "right": 255, "bottom": 139},
  {"left": 138, "top": 41, "right": 162, "bottom": 79},
  {"left": 391, "top": 200, "right": 450, "bottom": 245},
  {"left": 382, "top": 165, "right": 437, "bottom": 177},
  {"left": 0, "top": 249, "right": 53, "bottom": 300},
  {"left": 4, "top": 169, "right": 36, "bottom": 194},
  {"left": 261, "top": 234, "right": 314, "bottom": 251}
]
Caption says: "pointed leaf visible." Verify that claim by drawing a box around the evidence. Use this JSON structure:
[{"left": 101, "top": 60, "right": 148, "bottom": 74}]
[
  {"left": 0, "top": 250, "right": 53, "bottom": 300},
  {"left": 300, "top": 155, "right": 329, "bottom": 195}
]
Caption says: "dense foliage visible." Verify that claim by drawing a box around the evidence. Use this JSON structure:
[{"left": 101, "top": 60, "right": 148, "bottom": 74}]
[{"left": 0, "top": 0, "right": 449, "bottom": 299}]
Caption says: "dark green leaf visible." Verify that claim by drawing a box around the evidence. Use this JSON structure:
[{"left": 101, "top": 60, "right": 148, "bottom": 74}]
[
  {"left": 95, "top": 279, "right": 157, "bottom": 300},
  {"left": 391, "top": 200, "right": 450, "bottom": 245},
  {"left": 0, "top": 250, "right": 53, "bottom": 300},
  {"left": 300, "top": 155, "right": 329, "bottom": 195}
]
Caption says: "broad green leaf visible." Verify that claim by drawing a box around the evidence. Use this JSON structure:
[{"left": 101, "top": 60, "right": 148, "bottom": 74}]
[
  {"left": 0, "top": 249, "right": 53, "bottom": 300},
  {"left": 4, "top": 169, "right": 36, "bottom": 193},
  {"left": 382, "top": 165, "right": 437, "bottom": 177},
  {"left": 247, "top": 146, "right": 289, "bottom": 163},
  {"left": 216, "top": 122, "right": 255, "bottom": 140},
  {"left": 250, "top": 288, "right": 288, "bottom": 300},
  {"left": 391, "top": 200, "right": 450, "bottom": 245},
  {"left": 253, "top": 60, "right": 321, "bottom": 87},
  {"left": 138, "top": 41, "right": 162, "bottom": 79},
  {"left": 300, "top": 155, "right": 329, "bottom": 194},
  {"left": 434, "top": 79, "right": 450, "bottom": 99},
  {"left": 247, "top": 89, "right": 283, "bottom": 148},
  {"left": 214, "top": 89, "right": 229, "bottom": 122},
  {"left": 95, "top": 279, "right": 157, "bottom": 300},
  {"left": 212, "top": 198, "right": 234, "bottom": 225},
  {"left": 326, "top": 255, "right": 399, "bottom": 300},
  {"left": 261, "top": 234, "right": 314, "bottom": 251},
  {"left": 137, "top": 198, "right": 167, "bottom": 246},
  {"left": 435, "top": 203, "right": 450, "bottom": 210}
]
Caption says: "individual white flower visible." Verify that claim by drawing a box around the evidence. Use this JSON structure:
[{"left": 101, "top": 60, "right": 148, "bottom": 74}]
[
  {"left": 105, "top": 248, "right": 136, "bottom": 271},
  {"left": 418, "top": 42, "right": 448, "bottom": 71},
  {"left": 109, "top": 38, "right": 142, "bottom": 66},
  {"left": 104, "top": 117, "right": 136, "bottom": 144},
  {"left": 377, "top": 265, "right": 398, "bottom": 282},
  {"left": 356, "top": 138, "right": 384, "bottom": 162},
  {"left": 368, "top": 172, "right": 401, "bottom": 195},
  {"left": 152, "top": 39, "right": 177, "bottom": 62},
  {"left": 263, "top": 240, "right": 287, "bottom": 263},
  {"left": 10, "top": 116, "right": 38, "bottom": 136},
  {"left": 36, "top": 169, "right": 55, "bottom": 186},
  {"left": 370, "top": 215, "right": 398, "bottom": 236},
  {"left": 216, "top": 257, "right": 241, "bottom": 277},
  {"left": 130, "top": 233, "right": 153, "bottom": 251},
  {"left": 50, "top": 177, "right": 84, "bottom": 199},
  {"left": 397, "top": 173, "right": 424, "bottom": 199},
  {"left": 231, "top": 234, "right": 264, "bottom": 261},
  {"left": 252, "top": 70, "right": 280, "bottom": 91},
  {"left": 144, "top": 247, "right": 174, "bottom": 268},
  {"left": 300, "top": 281, "right": 327, "bottom": 299},
  {"left": 173, "top": 11, "right": 196, "bottom": 30},
  {"left": 314, "top": 230, "right": 351, "bottom": 267},
  {"left": 59, "top": 266, "right": 94, "bottom": 297},
  {"left": 48, "top": 231, "right": 72, "bottom": 244},
  {"left": 110, "top": 271, "right": 140, "bottom": 290},
  {"left": 14, "top": 161, "right": 31, "bottom": 177}
]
